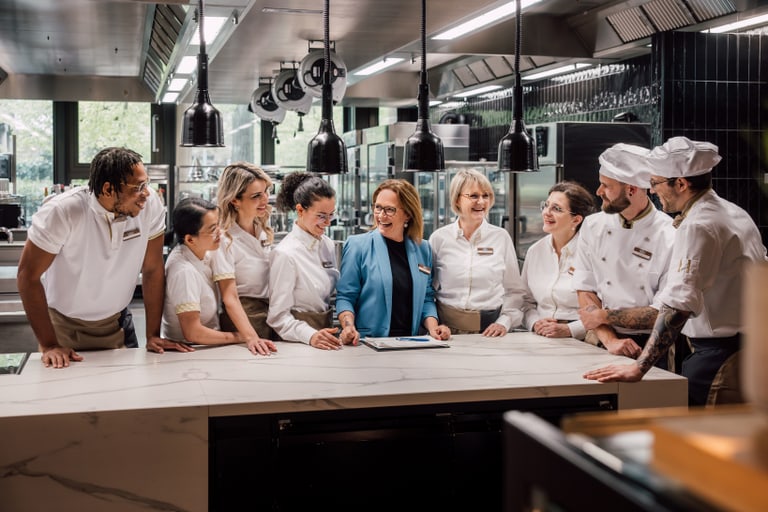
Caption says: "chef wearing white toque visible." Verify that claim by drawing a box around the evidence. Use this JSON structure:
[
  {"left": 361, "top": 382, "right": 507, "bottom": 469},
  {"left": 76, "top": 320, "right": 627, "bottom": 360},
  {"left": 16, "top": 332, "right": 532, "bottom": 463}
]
[
  {"left": 574, "top": 143, "right": 676, "bottom": 364},
  {"left": 584, "top": 136, "right": 768, "bottom": 406}
]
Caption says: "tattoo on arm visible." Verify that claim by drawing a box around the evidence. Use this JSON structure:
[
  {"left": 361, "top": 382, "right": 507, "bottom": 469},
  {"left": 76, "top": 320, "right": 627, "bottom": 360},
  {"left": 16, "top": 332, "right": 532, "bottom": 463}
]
[
  {"left": 605, "top": 307, "right": 658, "bottom": 330},
  {"left": 636, "top": 304, "right": 690, "bottom": 373}
]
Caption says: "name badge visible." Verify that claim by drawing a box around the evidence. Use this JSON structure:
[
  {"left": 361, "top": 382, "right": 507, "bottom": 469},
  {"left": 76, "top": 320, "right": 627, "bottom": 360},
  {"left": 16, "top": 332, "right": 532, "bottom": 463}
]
[
  {"left": 322, "top": 261, "right": 335, "bottom": 269},
  {"left": 123, "top": 228, "right": 141, "bottom": 241},
  {"left": 632, "top": 247, "right": 652, "bottom": 260},
  {"left": 477, "top": 247, "right": 494, "bottom": 255},
  {"left": 418, "top": 264, "right": 431, "bottom": 275}
]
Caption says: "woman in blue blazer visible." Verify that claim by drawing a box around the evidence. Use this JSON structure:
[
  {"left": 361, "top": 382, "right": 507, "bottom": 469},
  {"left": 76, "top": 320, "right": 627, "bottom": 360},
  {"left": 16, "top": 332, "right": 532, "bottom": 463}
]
[{"left": 336, "top": 179, "right": 451, "bottom": 345}]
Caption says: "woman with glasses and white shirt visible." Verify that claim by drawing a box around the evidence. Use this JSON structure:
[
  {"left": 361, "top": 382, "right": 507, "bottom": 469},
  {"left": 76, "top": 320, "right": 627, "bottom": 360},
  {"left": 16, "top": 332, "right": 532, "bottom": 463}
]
[
  {"left": 521, "top": 181, "right": 596, "bottom": 339},
  {"left": 429, "top": 169, "right": 526, "bottom": 336},
  {"left": 161, "top": 198, "right": 274, "bottom": 354},
  {"left": 213, "top": 162, "right": 277, "bottom": 354},
  {"left": 336, "top": 179, "right": 451, "bottom": 345},
  {"left": 267, "top": 172, "right": 343, "bottom": 350}
]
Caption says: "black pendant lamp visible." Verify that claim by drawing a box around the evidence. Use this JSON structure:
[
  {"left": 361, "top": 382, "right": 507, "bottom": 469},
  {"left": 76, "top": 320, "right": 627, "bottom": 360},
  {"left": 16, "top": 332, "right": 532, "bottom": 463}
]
[
  {"left": 497, "top": 0, "right": 537, "bottom": 172},
  {"left": 180, "top": 0, "right": 224, "bottom": 147},
  {"left": 307, "top": 0, "right": 347, "bottom": 174},
  {"left": 403, "top": 0, "right": 444, "bottom": 172}
]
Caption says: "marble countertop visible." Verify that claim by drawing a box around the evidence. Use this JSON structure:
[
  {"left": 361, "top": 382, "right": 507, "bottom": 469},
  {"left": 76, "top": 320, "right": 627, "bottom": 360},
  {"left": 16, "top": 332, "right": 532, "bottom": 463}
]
[{"left": 0, "top": 333, "right": 686, "bottom": 419}]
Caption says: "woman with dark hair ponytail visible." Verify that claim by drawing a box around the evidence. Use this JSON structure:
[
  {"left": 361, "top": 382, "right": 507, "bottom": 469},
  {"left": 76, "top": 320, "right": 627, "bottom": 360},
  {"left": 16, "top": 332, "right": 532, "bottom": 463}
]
[{"left": 267, "top": 172, "right": 345, "bottom": 350}]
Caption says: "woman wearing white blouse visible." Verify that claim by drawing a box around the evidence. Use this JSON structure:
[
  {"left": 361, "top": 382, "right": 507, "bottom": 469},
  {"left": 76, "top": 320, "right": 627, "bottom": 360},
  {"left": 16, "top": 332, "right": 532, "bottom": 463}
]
[
  {"left": 267, "top": 172, "right": 344, "bottom": 350},
  {"left": 429, "top": 168, "right": 526, "bottom": 336},
  {"left": 213, "top": 162, "right": 277, "bottom": 354},
  {"left": 521, "top": 181, "right": 596, "bottom": 339},
  {"left": 161, "top": 198, "right": 275, "bottom": 355}
]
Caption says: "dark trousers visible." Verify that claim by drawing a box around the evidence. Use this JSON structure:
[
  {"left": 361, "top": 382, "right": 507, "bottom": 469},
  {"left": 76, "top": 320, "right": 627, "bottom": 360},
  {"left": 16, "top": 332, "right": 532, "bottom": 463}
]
[
  {"left": 119, "top": 307, "right": 139, "bottom": 348},
  {"left": 683, "top": 334, "right": 742, "bottom": 406}
]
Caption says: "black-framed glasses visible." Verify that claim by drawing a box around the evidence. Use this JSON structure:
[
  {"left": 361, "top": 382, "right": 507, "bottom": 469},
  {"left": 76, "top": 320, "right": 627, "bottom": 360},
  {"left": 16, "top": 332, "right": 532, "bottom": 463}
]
[
  {"left": 125, "top": 177, "right": 151, "bottom": 194},
  {"left": 649, "top": 177, "right": 675, "bottom": 188},
  {"left": 461, "top": 193, "right": 491, "bottom": 202},
  {"left": 540, "top": 200, "right": 575, "bottom": 216},
  {"left": 374, "top": 204, "right": 397, "bottom": 217}
]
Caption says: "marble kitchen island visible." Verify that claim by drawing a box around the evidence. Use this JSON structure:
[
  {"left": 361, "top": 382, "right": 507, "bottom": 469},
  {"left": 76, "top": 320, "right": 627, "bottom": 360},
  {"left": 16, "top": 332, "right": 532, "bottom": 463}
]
[{"left": 0, "top": 333, "right": 686, "bottom": 511}]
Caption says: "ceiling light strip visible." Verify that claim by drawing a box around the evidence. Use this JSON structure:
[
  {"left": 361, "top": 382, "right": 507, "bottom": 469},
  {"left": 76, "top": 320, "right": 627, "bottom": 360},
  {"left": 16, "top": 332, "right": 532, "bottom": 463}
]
[{"left": 433, "top": 0, "right": 542, "bottom": 40}]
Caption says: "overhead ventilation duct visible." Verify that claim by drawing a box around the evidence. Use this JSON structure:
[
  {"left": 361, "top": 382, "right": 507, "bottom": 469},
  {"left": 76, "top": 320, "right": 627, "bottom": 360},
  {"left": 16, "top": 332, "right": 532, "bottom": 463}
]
[
  {"left": 606, "top": 0, "right": 736, "bottom": 43},
  {"left": 141, "top": 4, "right": 186, "bottom": 96}
]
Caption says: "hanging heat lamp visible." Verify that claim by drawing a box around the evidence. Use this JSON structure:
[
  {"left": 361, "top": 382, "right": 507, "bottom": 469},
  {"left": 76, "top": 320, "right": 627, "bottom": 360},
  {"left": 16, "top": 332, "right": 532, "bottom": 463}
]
[
  {"left": 306, "top": 0, "right": 347, "bottom": 175},
  {"left": 403, "top": 0, "right": 444, "bottom": 172},
  {"left": 497, "top": 0, "right": 537, "bottom": 172},
  {"left": 180, "top": 0, "right": 224, "bottom": 147}
]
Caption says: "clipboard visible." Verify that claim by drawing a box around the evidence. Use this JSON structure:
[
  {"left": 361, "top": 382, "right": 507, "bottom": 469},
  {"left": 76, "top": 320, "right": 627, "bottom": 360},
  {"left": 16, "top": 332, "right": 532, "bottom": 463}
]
[{"left": 361, "top": 336, "right": 449, "bottom": 351}]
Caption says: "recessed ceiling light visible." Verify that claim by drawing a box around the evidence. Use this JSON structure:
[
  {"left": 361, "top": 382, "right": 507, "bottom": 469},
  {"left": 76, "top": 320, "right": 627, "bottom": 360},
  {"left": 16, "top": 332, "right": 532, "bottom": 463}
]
[
  {"left": 433, "top": 0, "right": 543, "bottom": 41},
  {"left": 354, "top": 57, "right": 405, "bottom": 76},
  {"left": 704, "top": 13, "right": 768, "bottom": 33},
  {"left": 262, "top": 7, "right": 322, "bottom": 14},
  {"left": 453, "top": 84, "right": 503, "bottom": 98}
]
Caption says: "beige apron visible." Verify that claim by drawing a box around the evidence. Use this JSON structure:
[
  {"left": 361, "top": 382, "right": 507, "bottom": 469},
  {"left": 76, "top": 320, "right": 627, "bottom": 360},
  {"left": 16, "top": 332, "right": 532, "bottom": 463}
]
[
  {"left": 437, "top": 302, "right": 481, "bottom": 335},
  {"left": 291, "top": 309, "right": 333, "bottom": 331},
  {"left": 220, "top": 297, "right": 275, "bottom": 340},
  {"left": 48, "top": 308, "right": 124, "bottom": 350}
]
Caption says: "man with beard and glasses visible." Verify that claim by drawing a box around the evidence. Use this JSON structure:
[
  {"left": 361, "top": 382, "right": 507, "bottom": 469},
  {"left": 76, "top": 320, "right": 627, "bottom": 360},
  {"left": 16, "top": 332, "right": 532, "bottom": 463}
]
[
  {"left": 572, "top": 143, "right": 676, "bottom": 369},
  {"left": 17, "top": 147, "right": 191, "bottom": 369},
  {"left": 584, "top": 137, "right": 767, "bottom": 406}
]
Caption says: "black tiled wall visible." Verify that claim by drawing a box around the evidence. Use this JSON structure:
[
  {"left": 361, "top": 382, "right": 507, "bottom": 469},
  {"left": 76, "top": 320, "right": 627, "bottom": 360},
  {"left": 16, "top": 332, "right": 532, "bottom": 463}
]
[{"left": 654, "top": 31, "right": 768, "bottom": 242}]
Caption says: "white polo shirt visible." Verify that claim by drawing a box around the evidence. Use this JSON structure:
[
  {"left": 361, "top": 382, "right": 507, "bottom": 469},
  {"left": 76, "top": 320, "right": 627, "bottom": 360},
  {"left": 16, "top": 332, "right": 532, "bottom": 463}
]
[
  {"left": 211, "top": 223, "right": 271, "bottom": 298},
  {"left": 429, "top": 219, "right": 525, "bottom": 331},
  {"left": 521, "top": 233, "right": 586, "bottom": 340},
  {"left": 573, "top": 206, "right": 675, "bottom": 335},
  {"left": 161, "top": 244, "right": 220, "bottom": 342},
  {"left": 657, "top": 190, "right": 767, "bottom": 338},
  {"left": 27, "top": 186, "right": 166, "bottom": 321},
  {"left": 267, "top": 224, "right": 339, "bottom": 344}
]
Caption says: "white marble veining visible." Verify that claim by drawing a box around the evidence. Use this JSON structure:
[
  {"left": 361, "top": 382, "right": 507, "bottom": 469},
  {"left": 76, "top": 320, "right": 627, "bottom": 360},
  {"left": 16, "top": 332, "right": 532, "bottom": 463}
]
[
  {"left": 0, "top": 333, "right": 686, "bottom": 418},
  {"left": 0, "top": 334, "right": 686, "bottom": 512}
]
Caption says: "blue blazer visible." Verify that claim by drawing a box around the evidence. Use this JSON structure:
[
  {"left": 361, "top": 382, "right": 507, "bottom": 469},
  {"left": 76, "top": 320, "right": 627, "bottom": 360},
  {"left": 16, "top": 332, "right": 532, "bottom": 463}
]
[{"left": 336, "top": 230, "right": 437, "bottom": 337}]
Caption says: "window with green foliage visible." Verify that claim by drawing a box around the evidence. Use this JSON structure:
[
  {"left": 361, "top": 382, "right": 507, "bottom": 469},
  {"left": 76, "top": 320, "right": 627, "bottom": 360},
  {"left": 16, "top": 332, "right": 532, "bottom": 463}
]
[
  {"left": 274, "top": 103, "right": 344, "bottom": 167},
  {"left": 78, "top": 101, "right": 151, "bottom": 164},
  {"left": 0, "top": 99, "right": 54, "bottom": 224}
]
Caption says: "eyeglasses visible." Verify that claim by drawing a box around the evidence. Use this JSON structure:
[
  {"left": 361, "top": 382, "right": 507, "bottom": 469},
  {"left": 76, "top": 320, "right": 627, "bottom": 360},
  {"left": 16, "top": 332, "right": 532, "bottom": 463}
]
[
  {"left": 649, "top": 178, "right": 674, "bottom": 188},
  {"left": 313, "top": 211, "right": 336, "bottom": 223},
  {"left": 461, "top": 193, "right": 491, "bottom": 202},
  {"left": 125, "top": 177, "right": 151, "bottom": 194},
  {"left": 198, "top": 224, "right": 220, "bottom": 237},
  {"left": 374, "top": 205, "right": 397, "bottom": 217},
  {"left": 540, "top": 201, "right": 575, "bottom": 215}
]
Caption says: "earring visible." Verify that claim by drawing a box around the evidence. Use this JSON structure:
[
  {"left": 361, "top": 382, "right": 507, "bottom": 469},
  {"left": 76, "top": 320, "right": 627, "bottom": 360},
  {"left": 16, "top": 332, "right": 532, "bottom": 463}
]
[{"left": 404, "top": 221, "right": 409, "bottom": 228}]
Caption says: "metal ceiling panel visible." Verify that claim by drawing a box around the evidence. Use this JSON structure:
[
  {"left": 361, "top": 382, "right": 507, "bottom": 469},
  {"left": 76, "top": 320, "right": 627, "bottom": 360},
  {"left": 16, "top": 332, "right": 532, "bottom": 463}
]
[
  {"left": 642, "top": 0, "right": 696, "bottom": 31},
  {"left": 453, "top": 66, "right": 480, "bottom": 87},
  {"left": 484, "top": 56, "right": 514, "bottom": 77},
  {"left": 468, "top": 60, "right": 495, "bottom": 82},
  {"left": 607, "top": 7, "right": 656, "bottom": 43},
  {"left": 686, "top": 0, "right": 736, "bottom": 21}
]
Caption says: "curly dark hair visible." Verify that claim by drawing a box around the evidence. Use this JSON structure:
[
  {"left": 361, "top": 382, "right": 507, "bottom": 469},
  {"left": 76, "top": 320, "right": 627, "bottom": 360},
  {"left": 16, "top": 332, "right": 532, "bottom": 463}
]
[
  {"left": 87, "top": 147, "right": 144, "bottom": 197},
  {"left": 275, "top": 171, "right": 335, "bottom": 212}
]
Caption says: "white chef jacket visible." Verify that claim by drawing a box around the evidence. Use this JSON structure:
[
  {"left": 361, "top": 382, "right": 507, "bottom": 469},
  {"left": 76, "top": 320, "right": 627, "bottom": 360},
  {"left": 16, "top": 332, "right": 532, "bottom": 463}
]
[
  {"left": 429, "top": 219, "right": 525, "bottom": 331},
  {"left": 657, "top": 189, "right": 767, "bottom": 338},
  {"left": 211, "top": 223, "right": 271, "bottom": 298},
  {"left": 573, "top": 205, "right": 675, "bottom": 335},
  {"left": 521, "top": 233, "right": 585, "bottom": 340},
  {"left": 27, "top": 186, "right": 166, "bottom": 321},
  {"left": 161, "top": 244, "right": 219, "bottom": 342},
  {"left": 267, "top": 224, "right": 339, "bottom": 344}
]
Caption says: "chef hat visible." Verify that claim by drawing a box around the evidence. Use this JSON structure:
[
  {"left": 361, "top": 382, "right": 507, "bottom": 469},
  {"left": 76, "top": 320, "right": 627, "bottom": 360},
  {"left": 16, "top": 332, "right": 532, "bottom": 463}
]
[
  {"left": 647, "top": 136, "right": 721, "bottom": 178},
  {"left": 598, "top": 143, "right": 652, "bottom": 188}
]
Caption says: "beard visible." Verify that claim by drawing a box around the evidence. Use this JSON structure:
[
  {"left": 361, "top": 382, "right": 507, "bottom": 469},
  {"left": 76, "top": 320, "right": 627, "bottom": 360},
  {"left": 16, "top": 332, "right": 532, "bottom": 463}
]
[{"left": 601, "top": 190, "right": 631, "bottom": 214}]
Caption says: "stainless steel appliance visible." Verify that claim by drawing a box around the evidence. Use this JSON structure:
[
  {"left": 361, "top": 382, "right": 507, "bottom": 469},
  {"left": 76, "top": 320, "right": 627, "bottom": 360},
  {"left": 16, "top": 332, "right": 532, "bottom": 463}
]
[
  {"left": 359, "top": 122, "right": 469, "bottom": 238},
  {"left": 511, "top": 121, "right": 651, "bottom": 261}
]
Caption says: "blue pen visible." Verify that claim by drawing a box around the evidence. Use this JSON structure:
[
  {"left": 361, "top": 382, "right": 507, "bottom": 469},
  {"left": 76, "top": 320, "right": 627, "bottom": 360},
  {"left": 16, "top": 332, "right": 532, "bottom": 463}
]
[{"left": 395, "top": 337, "right": 430, "bottom": 342}]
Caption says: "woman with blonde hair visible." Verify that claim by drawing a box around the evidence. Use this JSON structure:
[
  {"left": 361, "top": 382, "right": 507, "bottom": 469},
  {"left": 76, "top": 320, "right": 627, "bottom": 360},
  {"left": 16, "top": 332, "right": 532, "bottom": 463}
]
[
  {"left": 213, "top": 162, "right": 277, "bottom": 353},
  {"left": 429, "top": 168, "right": 526, "bottom": 336},
  {"left": 336, "top": 179, "right": 451, "bottom": 344}
]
